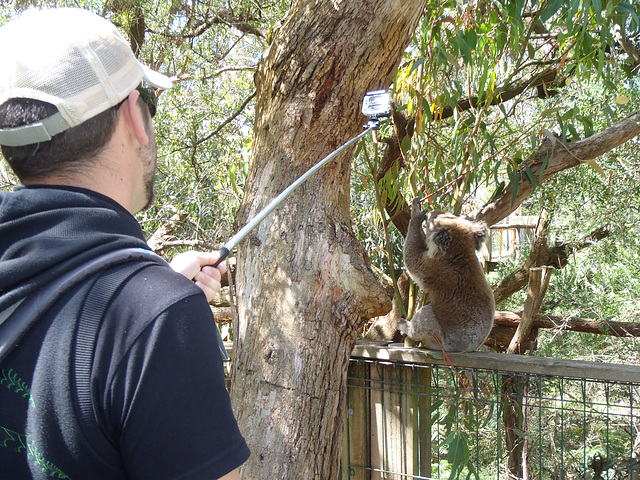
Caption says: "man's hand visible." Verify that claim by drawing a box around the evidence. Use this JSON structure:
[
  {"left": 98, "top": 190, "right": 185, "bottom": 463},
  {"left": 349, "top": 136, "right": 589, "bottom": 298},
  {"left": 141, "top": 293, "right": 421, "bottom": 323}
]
[{"left": 170, "top": 251, "right": 227, "bottom": 303}]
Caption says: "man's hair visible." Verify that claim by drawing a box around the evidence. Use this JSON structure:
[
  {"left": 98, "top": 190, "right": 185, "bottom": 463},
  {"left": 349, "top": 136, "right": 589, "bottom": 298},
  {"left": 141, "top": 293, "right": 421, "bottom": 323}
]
[{"left": 0, "top": 98, "right": 121, "bottom": 182}]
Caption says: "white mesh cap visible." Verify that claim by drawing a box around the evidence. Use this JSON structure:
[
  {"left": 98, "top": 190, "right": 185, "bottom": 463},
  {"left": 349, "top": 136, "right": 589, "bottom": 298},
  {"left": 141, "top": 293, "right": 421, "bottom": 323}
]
[{"left": 0, "top": 8, "right": 173, "bottom": 147}]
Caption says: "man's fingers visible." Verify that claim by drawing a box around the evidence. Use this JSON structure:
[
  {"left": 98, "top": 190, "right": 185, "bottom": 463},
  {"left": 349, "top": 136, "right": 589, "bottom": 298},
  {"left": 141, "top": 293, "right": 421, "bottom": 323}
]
[{"left": 170, "top": 251, "right": 227, "bottom": 302}]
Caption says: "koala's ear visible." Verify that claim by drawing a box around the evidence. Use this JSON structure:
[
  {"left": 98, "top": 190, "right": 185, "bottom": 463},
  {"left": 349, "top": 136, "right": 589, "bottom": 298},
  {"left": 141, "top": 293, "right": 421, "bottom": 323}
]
[
  {"left": 433, "top": 228, "right": 451, "bottom": 252},
  {"left": 472, "top": 222, "right": 489, "bottom": 251}
]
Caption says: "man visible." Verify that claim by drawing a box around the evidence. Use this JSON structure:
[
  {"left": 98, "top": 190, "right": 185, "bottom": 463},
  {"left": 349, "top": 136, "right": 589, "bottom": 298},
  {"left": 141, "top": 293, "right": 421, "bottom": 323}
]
[{"left": 0, "top": 8, "right": 249, "bottom": 479}]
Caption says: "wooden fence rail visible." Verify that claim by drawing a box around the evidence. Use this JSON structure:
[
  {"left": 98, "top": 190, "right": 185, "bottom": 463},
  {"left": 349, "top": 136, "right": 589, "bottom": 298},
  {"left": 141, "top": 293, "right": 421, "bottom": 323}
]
[{"left": 342, "top": 340, "right": 640, "bottom": 480}]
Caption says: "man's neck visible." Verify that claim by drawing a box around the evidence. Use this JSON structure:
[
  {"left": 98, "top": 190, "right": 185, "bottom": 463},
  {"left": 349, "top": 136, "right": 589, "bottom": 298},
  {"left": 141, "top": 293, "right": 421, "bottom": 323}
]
[{"left": 22, "top": 167, "right": 137, "bottom": 214}]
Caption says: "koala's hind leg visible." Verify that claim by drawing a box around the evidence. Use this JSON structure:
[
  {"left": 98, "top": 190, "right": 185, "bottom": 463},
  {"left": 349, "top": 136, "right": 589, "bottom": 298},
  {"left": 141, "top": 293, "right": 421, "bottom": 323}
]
[{"left": 400, "top": 305, "right": 446, "bottom": 351}]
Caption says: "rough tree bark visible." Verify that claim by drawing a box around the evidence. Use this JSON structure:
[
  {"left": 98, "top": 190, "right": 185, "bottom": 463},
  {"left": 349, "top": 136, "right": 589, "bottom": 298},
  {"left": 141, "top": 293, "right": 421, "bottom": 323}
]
[{"left": 230, "top": 1, "right": 427, "bottom": 477}]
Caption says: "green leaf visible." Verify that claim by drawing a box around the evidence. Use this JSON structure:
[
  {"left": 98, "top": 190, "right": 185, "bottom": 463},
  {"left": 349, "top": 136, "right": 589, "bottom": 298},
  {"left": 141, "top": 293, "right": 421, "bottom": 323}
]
[
  {"left": 512, "top": 428, "right": 527, "bottom": 438},
  {"left": 354, "top": 141, "right": 364, "bottom": 159},
  {"left": 401, "top": 135, "right": 412, "bottom": 154},
  {"left": 463, "top": 28, "right": 477, "bottom": 51},
  {"left": 541, "top": 0, "right": 564, "bottom": 23},
  {"left": 517, "top": 0, "right": 526, "bottom": 18},
  {"left": 507, "top": 165, "right": 520, "bottom": 206},
  {"left": 523, "top": 166, "right": 539, "bottom": 189},
  {"left": 409, "top": 57, "right": 427, "bottom": 75},
  {"left": 560, "top": 107, "right": 579, "bottom": 120},
  {"left": 422, "top": 98, "right": 433, "bottom": 122},
  {"left": 616, "top": 2, "right": 640, "bottom": 29},
  {"left": 567, "top": 123, "right": 579, "bottom": 141},
  {"left": 539, "top": 153, "right": 552, "bottom": 183},
  {"left": 579, "top": 115, "right": 594, "bottom": 137},
  {"left": 592, "top": 0, "right": 602, "bottom": 20},
  {"left": 455, "top": 35, "right": 473, "bottom": 65},
  {"left": 495, "top": 23, "right": 508, "bottom": 54},
  {"left": 438, "top": 47, "right": 456, "bottom": 67},
  {"left": 477, "top": 67, "right": 489, "bottom": 102},
  {"left": 539, "top": 106, "right": 564, "bottom": 118},
  {"left": 446, "top": 432, "right": 468, "bottom": 480}
]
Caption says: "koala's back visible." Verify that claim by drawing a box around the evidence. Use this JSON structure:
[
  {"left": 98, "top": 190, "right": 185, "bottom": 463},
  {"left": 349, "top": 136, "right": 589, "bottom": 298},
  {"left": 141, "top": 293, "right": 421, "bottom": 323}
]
[
  {"left": 427, "top": 239, "right": 494, "bottom": 327},
  {"left": 403, "top": 205, "right": 495, "bottom": 351}
]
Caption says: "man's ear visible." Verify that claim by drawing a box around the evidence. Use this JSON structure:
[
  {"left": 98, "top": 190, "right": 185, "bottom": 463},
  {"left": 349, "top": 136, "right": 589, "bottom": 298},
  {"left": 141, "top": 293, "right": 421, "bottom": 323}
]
[{"left": 121, "top": 90, "right": 150, "bottom": 146}]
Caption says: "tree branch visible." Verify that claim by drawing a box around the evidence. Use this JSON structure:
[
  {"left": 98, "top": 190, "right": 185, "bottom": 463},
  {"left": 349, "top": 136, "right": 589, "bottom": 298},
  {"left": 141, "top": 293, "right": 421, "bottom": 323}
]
[
  {"left": 190, "top": 91, "right": 256, "bottom": 148},
  {"left": 377, "top": 108, "right": 412, "bottom": 236},
  {"left": 494, "top": 311, "right": 640, "bottom": 337},
  {"left": 437, "top": 67, "right": 564, "bottom": 120},
  {"left": 147, "top": 211, "right": 189, "bottom": 252},
  {"left": 473, "top": 112, "right": 640, "bottom": 226},
  {"left": 177, "top": 9, "right": 268, "bottom": 40},
  {"left": 493, "top": 221, "right": 611, "bottom": 305},
  {"left": 177, "top": 65, "right": 257, "bottom": 83},
  {"left": 613, "top": 23, "right": 640, "bottom": 67}
]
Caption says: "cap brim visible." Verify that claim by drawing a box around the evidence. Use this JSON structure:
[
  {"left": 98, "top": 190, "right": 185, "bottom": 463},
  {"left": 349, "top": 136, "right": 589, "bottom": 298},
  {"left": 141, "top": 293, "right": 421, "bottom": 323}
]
[{"left": 142, "top": 66, "right": 173, "bottom": 90}]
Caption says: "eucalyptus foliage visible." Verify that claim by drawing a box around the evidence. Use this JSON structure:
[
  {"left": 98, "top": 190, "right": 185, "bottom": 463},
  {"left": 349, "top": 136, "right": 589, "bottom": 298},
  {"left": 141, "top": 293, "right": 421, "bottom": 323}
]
[{"left": 353, "top": 0, "right": 640, "bottom": 357}]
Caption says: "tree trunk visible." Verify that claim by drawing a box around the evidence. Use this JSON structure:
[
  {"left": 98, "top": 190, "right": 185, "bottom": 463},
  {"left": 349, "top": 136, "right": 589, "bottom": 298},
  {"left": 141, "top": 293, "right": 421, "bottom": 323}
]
[
  {"left": 230, "top": 1, "right": 426, "bottom": 477},
  {"left": 507, "top": 267, "right": 552, "bottom": 355}
]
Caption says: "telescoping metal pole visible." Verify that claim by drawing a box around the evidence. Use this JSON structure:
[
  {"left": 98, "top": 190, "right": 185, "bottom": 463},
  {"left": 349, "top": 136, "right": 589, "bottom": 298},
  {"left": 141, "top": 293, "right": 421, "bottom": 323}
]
[{"left": 212, "top": 90, "right": 391, "bottom": 267}]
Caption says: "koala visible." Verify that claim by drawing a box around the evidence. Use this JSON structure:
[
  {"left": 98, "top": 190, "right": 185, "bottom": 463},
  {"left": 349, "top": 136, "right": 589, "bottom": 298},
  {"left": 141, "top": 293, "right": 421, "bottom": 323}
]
[{"left": 398, "top": 198, "right": 495, "bottom": 352}]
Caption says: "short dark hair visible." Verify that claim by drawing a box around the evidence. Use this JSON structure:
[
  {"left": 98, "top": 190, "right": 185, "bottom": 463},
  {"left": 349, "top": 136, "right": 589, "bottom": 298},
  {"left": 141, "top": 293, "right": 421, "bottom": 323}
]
[{"left": 0, "top": 98, "right": 121, "bottom": 182}]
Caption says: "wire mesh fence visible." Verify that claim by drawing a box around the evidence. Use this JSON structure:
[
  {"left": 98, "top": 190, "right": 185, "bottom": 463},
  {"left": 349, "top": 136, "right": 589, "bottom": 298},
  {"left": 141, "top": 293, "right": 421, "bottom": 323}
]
[{"left": 342, "top": 343, "right": 640, "bottom": 480}]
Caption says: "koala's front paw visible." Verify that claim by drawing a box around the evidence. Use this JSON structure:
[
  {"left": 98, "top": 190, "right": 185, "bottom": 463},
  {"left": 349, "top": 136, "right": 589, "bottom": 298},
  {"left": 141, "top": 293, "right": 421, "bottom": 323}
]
[
  {"left": 410, "top": 197, "right": 428, "bottom": 225},
  {"left": 411, "top": 197, "right": 421, "bottom": 215}
]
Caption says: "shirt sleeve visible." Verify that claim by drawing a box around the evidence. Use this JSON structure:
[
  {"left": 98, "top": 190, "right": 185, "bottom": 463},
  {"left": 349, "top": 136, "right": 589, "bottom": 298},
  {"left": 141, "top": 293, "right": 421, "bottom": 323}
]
[{"left": 105, "top": 294, "right": 250, "bottom": 480}]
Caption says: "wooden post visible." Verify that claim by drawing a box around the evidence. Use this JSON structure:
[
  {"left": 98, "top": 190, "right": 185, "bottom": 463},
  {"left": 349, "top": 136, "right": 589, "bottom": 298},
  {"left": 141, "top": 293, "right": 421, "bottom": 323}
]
[
  {"left": 344, "top": 360, "right": 371, "bottom": 480},
  {"left": 369, "top": 363, "right": 400, "bottom": 479},
  {"left": 504, "top": 266, "right": 553, "bottom": 479},
  {"left": 412, "top": 367, "right": 431, "bottom": 478},
  {"left": 507, "top": 266, "right": 554, "bottom": 355},
  {"left": 366, "top": 362, "right": 432, "bottom": 479}
]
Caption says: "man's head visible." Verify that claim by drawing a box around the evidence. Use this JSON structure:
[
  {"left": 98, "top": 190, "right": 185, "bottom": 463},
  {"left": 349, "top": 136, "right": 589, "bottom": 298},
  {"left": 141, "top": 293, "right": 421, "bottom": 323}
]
[{"left": 0, "top": 8, "right": 172, "bottom": 192}]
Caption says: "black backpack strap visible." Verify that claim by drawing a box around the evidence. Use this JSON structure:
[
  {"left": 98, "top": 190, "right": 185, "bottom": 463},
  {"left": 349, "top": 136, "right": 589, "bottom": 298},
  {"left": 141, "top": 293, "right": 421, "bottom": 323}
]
[
  {"left": 74, "top": 259, "right": 157, "bottom": 436},
  {"left": 73, "top": 255, "right": 230, "bottom": 447},
  {"left": 0, "top": 248, "right": 169, "bottom": 364}
]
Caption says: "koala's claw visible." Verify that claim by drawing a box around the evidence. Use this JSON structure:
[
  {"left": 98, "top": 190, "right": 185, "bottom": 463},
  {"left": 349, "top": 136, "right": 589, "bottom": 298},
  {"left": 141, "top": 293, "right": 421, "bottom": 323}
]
[{"left": 411, "top": 197, "right": 428, "bottom": 223}]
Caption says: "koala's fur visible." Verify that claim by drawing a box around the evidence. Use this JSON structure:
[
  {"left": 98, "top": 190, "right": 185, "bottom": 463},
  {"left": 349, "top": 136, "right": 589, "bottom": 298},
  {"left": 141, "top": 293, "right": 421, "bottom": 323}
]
[{"left": 399, "top": 198, "right": 495, "bottom": 352}]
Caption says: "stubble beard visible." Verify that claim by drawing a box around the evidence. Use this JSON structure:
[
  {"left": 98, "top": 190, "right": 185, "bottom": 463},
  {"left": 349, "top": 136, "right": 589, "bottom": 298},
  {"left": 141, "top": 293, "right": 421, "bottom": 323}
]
[{"left": 140, "top": 120, "right": 157, "bottom": 212}]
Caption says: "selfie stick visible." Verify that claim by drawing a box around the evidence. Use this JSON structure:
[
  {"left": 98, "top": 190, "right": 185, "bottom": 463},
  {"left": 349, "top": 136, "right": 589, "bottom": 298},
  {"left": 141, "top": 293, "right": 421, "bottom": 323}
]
[{"left": 212, "top": 90, "right": 391, "bottom": 267}]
